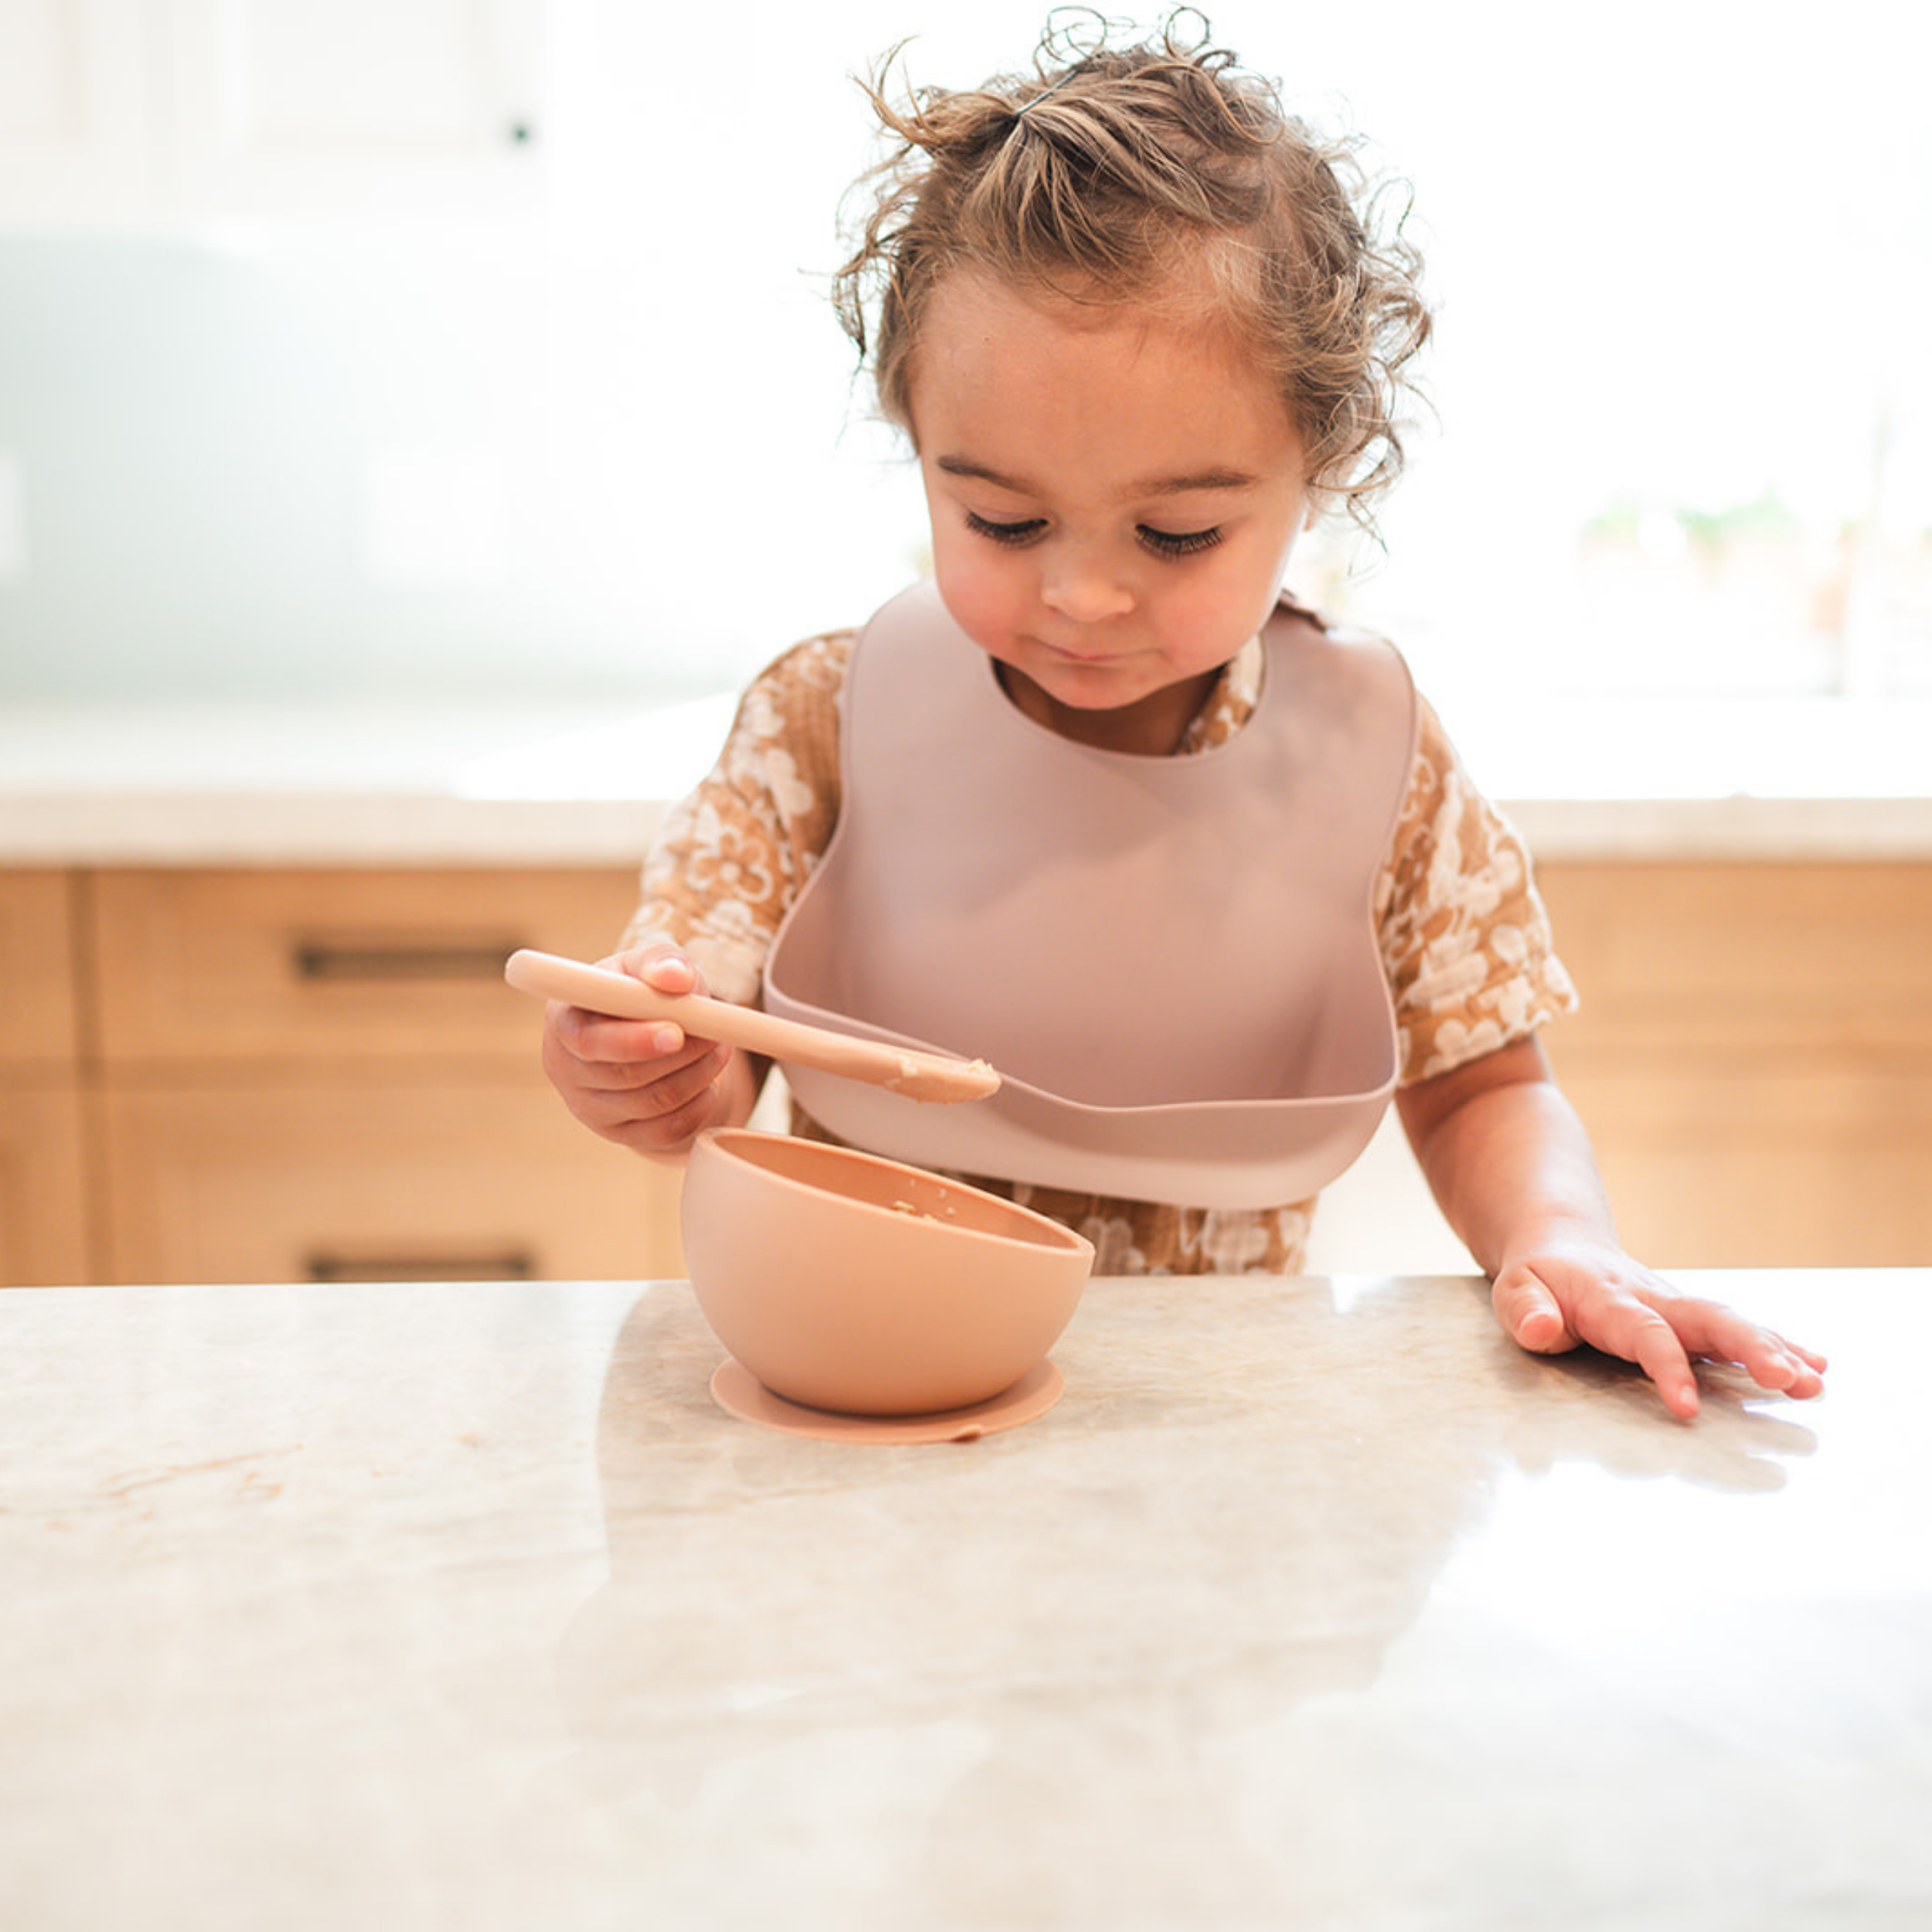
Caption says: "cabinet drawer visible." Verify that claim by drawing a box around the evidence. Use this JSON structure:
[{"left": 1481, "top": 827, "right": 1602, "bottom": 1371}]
[
  {"left": 1536, "top": 859, "right": 1932, "bottom": 1267},
  {"left": 1546, "top": 1054, "right": 1932, "bottom": 1267},
  {"left": 0, "top": 871, "right": 80, "bottom": 1069},
  {"left": 100, "top": 1069, "right": 682, "bottom": 1285},
  {"left": 0, "top": 1083, "right": 91, "bottom": 1286},
  {"left": 1536, "top": 861, "right": 1932, "bottom": 1053},
  {"left": 87, "top": 866, "right": 641, "bottom": 1065}
]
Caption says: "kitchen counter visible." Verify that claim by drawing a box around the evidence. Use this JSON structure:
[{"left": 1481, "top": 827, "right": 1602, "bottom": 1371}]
[
  {"left": 0, "top": 697, "right": 736, "bottom": 866},
  {"left": 3, "top": 691, "right": 1931, "bottom": 863},
  {"left": 4, "top": 1268, "right": 1925, "bottom": 1930}
]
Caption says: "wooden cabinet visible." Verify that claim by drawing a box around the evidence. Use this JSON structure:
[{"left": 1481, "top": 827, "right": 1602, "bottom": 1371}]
[
  {"left": 99, "top": 1073, "right": 662, "bottom": 1287},
  {"left": 1536, "top": 861, "right": 1932, "bottom": 1267},
  {"left": 7, "top": 855, "right": 1929, "bottom": 1284},
  {"left": 0, "top": 867, "right": 80, "bottom": 1063},
  {"left": 0, "top": 1088, "right": 90, "bottom": 1285},
  {"left": 87, "top": 867, "right": 615, "bottom": 1065},
  {"left": 2, "top": 863, "right": 681, "bottom": 1287},
  {"left": 0, "top": 872, "right": 90, "bottom": 1284}
]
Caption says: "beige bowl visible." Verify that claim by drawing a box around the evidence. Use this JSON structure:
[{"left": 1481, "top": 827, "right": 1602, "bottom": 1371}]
[{"left": 680, "top": 1128, "right": 1096, "bottom": 1416}]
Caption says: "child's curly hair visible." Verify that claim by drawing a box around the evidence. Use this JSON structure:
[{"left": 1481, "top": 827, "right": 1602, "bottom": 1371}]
[{"left": 832, "top": 10, "right": 1430, "bottom": 531}]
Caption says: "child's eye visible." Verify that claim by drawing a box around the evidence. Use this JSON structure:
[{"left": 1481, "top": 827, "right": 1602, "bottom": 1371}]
[
  {"left": 1138, "top": 525, "right": 1224, "bottom": 558},
  {"left": 964, "top": 511, "right": 1047, "bottom": 546}
]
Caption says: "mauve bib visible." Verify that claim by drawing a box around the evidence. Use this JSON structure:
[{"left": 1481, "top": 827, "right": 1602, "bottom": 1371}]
[{"left": 762, "top": 580, "right": 1418, "bottom": 1208}]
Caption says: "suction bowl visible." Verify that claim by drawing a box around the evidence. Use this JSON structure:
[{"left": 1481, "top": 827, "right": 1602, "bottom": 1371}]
[{"left": 679, "top": 1128, "right": 1095, "bottom": 1417}]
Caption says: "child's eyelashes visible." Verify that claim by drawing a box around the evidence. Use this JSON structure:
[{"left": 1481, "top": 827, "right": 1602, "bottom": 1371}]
[
  {"left": 1138, "top": 525, "right": 1224, "bottom": 558},
  {"left": 963, "top": 512, "right": 1226, "bottom": 558},
  {"left": 964, "top": 512, "right": 1048, "bottom": 547}
]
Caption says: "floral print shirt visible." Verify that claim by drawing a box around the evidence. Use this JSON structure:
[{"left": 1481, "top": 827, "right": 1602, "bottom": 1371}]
[{"left": 626, "top": 624, "right": 1577, "bottom": 1274}]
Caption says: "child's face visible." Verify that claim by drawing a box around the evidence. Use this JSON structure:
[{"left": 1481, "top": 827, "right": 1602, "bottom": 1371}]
[{"left": 907, "top": 271, "right": 1312, "bottom": 756}]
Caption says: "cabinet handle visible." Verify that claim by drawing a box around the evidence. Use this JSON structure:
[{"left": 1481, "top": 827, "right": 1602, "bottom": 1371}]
[
  {"left": 292, "top": 940, "right": 526, "bottom": 984},
  {"left": 304, "top": 1250, "right": 536, "bottom": 1284}
]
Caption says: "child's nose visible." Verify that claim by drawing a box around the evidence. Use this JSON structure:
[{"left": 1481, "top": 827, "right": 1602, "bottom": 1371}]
[{"left": 1039, "top": 547, "right": 1134, "bottom": 622}]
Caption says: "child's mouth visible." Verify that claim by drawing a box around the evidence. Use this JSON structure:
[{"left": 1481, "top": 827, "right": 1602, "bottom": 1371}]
[{"left": 1037, "top": 638, "right": 1124, "bottom": 666}]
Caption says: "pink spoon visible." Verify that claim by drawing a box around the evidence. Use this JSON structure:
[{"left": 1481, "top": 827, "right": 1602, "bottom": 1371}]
[{"left": 504, "top": 949, "right": 1000, "bottom": 1104}]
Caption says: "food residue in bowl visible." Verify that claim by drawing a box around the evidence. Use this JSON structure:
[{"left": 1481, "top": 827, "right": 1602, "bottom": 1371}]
[{"left": 889, "top": 1197, "right": 951, "bottom": 1222}]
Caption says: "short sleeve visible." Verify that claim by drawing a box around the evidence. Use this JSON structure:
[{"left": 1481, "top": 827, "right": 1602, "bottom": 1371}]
[
  {"left": 1376, "top": 699, "right": 1579, "bottom": 1083},
  {"left": 622, "top": 632, "right": 852, "bottom": 1005}
]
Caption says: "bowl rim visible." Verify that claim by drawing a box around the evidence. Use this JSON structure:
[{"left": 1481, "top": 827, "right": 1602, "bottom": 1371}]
[{"left": 690, "top": 1127, "right": 1095, "bottom": 1261}]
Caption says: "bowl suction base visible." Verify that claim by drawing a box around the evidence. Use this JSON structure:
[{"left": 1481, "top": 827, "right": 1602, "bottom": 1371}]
[{"left": 709, "top": 1358, "right": 1063, "bottom": 1443}]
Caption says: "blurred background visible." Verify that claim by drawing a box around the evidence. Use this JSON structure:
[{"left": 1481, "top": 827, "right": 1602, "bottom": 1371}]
[
  {"left": 4, "top": 1, "right": 1928, "bottom": 1290},
  {"left": 3, "top": 0, "right": 1927, "bottom": 715}
]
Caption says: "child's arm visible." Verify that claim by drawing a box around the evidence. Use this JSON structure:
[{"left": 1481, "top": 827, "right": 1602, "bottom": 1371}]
[
  {"left": 540, "top": 944, "right": 760, "bottom": 1159},
  {"left": 542, "top": 636, "right": 851, "bottom": 1159},
  {"left": 1395, "top": 1038, "right": 1827, "bottom": 1418}
]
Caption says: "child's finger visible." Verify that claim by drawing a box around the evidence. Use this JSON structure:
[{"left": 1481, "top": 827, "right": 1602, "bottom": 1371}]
[
  {"left": 1492, "top": 1273, "right": 1572, "bottom": 1354},
  {"left": 1503, "top": 1270, "right": 1702, "bottom": 1418},
  {"left": 634, "top": 945, "right": 700, "bottom": 995},
  {"left": 1580, "top": 1297, "right": 1702, "bottom": 1417},
  {"left": 574, "top": 1043, "right": 732, "bottom": 1145},
  {"left": 1652, "top": 1301, "right": 1828, "bottom": 1399},
  {"left": 573, "top": 1031, "right": 722, "bottom": 1090},
  {"left": 552, "top": 1006, "right": 679, "bottom": 1066}
]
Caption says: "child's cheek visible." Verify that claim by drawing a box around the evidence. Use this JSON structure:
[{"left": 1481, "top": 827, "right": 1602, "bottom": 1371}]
[
  {"left": 1170, "top": 566, "right": 1285, "bottom": 656},
  {"left": 930, "top": 550, "right": 1016, "bottom": 656}
]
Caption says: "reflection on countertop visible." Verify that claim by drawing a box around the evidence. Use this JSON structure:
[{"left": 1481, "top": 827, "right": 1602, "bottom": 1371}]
[{"left": 3, "top": 1269, "right": 1925, "bottom": 1930}]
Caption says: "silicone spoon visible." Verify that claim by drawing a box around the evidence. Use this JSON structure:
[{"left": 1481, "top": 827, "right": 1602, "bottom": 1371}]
[{"left": 503, "top": 949, "right": 1000, "bottom": 1104}]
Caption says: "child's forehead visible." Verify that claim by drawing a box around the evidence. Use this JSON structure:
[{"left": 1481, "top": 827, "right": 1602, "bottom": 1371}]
[
  {"left": 913, "top": 272, "right": 1277, "bottom": 433},
  {"left": 920, "top": 266, "right": 1260, "bottom": 372},
  {"left": 908, "top": 272, "right": 1304, "bottom": 485}
]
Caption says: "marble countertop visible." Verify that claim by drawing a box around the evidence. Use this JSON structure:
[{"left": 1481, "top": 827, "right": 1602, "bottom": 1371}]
[
  {"left": 4, "top": 1268, "right": 1926, "bottom": 1930},
  {"left": 2, "top": 692, "right": 1930, "bottom": 864}
]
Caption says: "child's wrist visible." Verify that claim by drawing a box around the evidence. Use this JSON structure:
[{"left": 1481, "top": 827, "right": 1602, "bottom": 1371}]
[{"left": 1493, "top": 1206, "right": 1617, "bottom": 1276}]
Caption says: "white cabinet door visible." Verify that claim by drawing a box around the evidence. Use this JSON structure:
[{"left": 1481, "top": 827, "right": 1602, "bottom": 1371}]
[
  {"left": 0, "top": 0, "right": 546, "bottom": 224},
  {"left": 0, "top": 0, "right": 154, "bottom": 223},
  {"left": 164, "top": 0, "right": 546, "bottom": 216}
]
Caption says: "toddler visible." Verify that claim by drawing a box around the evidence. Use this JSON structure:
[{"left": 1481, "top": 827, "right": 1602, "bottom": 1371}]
[{"left": 542, "top": 14, "right": 1825, "bottom": 1420}]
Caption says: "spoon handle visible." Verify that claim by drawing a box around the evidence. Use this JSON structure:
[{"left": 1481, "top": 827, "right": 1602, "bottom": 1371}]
[{"left": 503, "top": 950, "right": 998, "bottom": 1104}]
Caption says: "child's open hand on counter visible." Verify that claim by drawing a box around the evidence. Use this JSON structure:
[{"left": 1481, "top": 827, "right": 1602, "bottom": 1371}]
[
  {"left": 1399, "top": 1038, "right": 1828, "bottom": 1418},
  {"left": 1492, "top": 1234, "right": 1829, "bottom": 1420}
]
